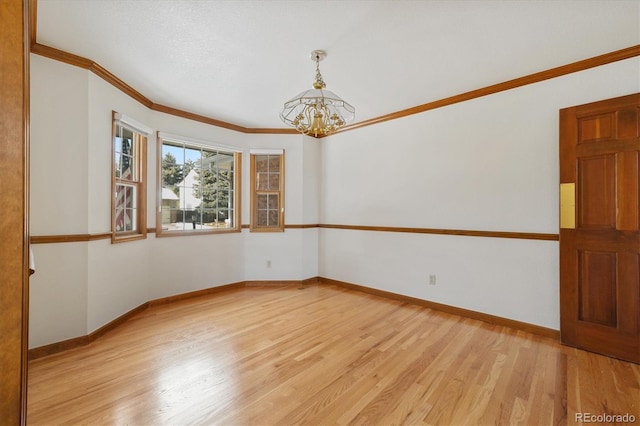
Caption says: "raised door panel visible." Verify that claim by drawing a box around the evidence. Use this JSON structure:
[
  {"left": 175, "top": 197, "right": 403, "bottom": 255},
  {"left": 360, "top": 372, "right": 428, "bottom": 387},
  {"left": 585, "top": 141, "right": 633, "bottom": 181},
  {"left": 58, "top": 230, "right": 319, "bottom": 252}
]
[
  {"left": 616, "top": 151, "right": 639, "bottom": 230},
  {"left": 579, "top": 113, "right": 615, "bottom": 143},
  {"left": 578, "top": 251, "right": 617, "bottom": 327},
  {"left": 577, "top": 155, "right": 616, "bottom": 229}
]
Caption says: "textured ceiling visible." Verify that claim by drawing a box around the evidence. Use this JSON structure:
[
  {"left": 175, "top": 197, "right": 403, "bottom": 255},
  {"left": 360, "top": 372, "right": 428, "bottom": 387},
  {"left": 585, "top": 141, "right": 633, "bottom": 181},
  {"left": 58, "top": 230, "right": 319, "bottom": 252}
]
[{"left": 36, "top": 0, "right": 640, "bottom": 129}]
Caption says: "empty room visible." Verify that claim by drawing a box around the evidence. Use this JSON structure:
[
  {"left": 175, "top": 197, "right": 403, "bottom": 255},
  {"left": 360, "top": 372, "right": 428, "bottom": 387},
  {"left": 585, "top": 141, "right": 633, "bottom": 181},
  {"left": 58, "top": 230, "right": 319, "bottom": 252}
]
[{"left": 1, "top": 0, "right": 639, "bottom": 424}]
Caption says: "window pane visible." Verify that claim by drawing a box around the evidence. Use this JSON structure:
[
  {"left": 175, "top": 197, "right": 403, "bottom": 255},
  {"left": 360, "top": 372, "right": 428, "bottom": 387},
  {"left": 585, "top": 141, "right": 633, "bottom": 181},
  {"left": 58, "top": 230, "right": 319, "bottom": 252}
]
[
  {"left": 162, "top": 207, "right": 176, "bottom": 226},
  {"left": 121, "top": 153, "right": 135, "bottom": 180},
  {"left": 115, "top": 182, "right": 125, "bottom": 202},
  {"left": 196, "top": 189, "right": 214, "bottom": 209},
  {"left": 114, "top": 207, "right": 136, "bottom": 232},
  {"left": 195, "top": 169, "right": 217, "bottom": 203},
  {"left": 121, "top": 127, "right": 134, "bottom": 143},
  {"left": 162, "top": 162, "right": 188, "bottom": 190},
  {"left": 217, "top": 152, "right": 234, "bottom": 169},
  {"left": 257, "top": 210, "right": 268, "bottom": 227},
  {"left": 192, "top": 208, "right": 203, "bottom": 227},
  {"left": 268, "top": 173, "right": 280, "bottom": 190},
  {"left": 201, "top": 209, "right": 216, "bottom": 227},
  {"left": 256, "top": 173, "right": 269, "bottom": 190},
  {"left": 268, "top": 156, "right": 280, "bottom": 172},
  {"left": 125, "top": 208, "right": 136, "bottom": 231},
  {"left": 227, "top": 209, "right": 234, "bottom": 227},
  {"left": 268, "top": 210, "right": 279, "bottom": 227},
  {"left": 163, "top": 143, "right": 184, "bottom": 166},
  {"left": 219, "top": 169, "right": 232, "bottom": 186},
  {"left": 268, "top": 193, "right": 278, "bottom": 210},
  {"left": 185, "top": 209, "right": 199, "bottom": 229},
  {"left": 217, "top": 209, "right": 229, "bottom": 225},
  {"left": 257, "top": 194, "right": 268, "bottom": 210},
  {"left": 185, "top": 147, "right": 201, "bottom": 166},
  {"left": 115, "top": 208, "right": 124, "bottom": 232},
  {"left": 125, "top": 186, "right": 136, "bottom": 209},
  {"left": 201, "top": 151, "right": 216, "bottom": 172},
  {"left": 114, "top": 137, "right": 123, "bottom": 155},
  {"left": 114, "top": 152, "right": 121, "bottom": 178},
  {"left": 255, "top": 155, "right": 269, "bottom": 172},
  {"left": 217, "top": 190, "right": 231, "bottom": 210},
  {"left": 124, "top": 208, "right": 132, "bottom": 232},
  {"left": 225, "top": 171, "right": 234, "bottom": 189},
  {"left": 180, "top": 186, "right": 200, "bottom": 209},
  {"left": 115, "top": 184, "right": 138, "bottom": 233}
]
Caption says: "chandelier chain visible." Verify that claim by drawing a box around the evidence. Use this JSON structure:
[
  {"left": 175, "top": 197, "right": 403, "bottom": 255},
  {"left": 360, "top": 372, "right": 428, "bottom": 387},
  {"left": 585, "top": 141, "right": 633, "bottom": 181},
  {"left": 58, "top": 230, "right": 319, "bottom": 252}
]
[{"left": 314, "top": 55, "right": 326, "bottom": 90}]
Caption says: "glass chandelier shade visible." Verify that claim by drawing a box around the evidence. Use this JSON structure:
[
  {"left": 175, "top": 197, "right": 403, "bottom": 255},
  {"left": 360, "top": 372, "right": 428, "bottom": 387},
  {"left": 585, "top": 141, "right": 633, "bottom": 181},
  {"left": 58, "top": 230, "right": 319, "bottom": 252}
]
[{"left": 280, "top": 51, "right": 355, "bottom": 137}]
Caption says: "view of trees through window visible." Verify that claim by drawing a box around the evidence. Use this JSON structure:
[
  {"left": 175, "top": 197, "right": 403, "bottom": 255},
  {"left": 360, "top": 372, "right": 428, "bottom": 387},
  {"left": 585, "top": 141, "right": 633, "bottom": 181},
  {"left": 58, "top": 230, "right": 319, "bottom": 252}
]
[{"left": 160, "top": 140, "right": 237, "bottom": 232}]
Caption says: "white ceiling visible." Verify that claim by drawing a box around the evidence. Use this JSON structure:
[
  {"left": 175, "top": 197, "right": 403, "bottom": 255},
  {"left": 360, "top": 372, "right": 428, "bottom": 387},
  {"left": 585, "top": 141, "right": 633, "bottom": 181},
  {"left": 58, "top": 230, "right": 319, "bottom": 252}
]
[{"left": 36, "top": 0, "right": 640, "bottom": 130}]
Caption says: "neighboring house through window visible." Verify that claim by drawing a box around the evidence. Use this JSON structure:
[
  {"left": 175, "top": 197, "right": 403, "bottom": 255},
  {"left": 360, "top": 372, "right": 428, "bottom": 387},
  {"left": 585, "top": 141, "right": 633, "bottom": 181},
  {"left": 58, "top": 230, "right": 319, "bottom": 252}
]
[{"left": 157, "top": 132, "right": 241, "bottom": 236}]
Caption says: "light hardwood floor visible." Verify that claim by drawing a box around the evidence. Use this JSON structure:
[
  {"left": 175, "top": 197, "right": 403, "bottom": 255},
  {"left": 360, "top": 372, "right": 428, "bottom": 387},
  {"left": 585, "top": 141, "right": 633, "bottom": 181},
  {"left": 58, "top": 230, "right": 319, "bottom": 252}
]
[{"left": 28, "top": 284, "right": 640, "bottom": 425}]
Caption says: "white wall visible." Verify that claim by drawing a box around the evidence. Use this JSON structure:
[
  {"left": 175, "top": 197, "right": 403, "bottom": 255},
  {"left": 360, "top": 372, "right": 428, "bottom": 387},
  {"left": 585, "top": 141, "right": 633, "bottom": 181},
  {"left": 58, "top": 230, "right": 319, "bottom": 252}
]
[
  {"left": 319, "top": 57, "right": 640, "bottom": 330},
  {"left": 242, "top": 133, "right": 320, "bottom": 280},
  {"left": 301, "top": 136, "right": 321, "bottom": 279},
  {"left": 85, "top": 74, "right": 154, "bottom": 332},
  {"left": 29, "top": 243, "right": 89, "bottom": 344},
  {"left": 30, "top": 55, "right": 90, "bottom": 345},
  {"left": 30, "top": 55, "right": 89, "bottom": 236},
  {"left": 29, "top": 55, "right": 319, "bottom": 347}
]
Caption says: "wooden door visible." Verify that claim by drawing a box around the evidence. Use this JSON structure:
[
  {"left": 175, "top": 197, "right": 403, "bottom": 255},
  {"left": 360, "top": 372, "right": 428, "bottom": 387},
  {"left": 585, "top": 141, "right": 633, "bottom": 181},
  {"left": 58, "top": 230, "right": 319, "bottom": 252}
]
[
  {"left": 0, "top": 0, "right": 31, "bottom": 423},
  {"left": 559, "top": 93, "right": 640, "bottom": 364}
]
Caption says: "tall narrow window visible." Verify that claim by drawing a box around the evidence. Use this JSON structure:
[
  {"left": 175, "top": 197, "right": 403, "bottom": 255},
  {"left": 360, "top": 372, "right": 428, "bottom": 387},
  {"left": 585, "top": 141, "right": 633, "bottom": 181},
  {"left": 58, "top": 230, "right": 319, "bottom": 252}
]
[
  {"left": 112, "top": 112, "right": 148, "bottom": 243},
  {"left": 157, "top": 133, "right": 241, "bottom": 236},
  {"left": 250, "top": 150, "right": 284, "bottom": 232}
]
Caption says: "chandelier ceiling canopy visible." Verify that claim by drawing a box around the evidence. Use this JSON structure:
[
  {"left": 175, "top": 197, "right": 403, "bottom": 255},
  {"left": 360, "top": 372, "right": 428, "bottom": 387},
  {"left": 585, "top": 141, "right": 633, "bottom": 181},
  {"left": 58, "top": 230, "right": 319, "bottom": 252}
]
[{"left": 280, "top": 50, "right": 355, "bottom": 138}]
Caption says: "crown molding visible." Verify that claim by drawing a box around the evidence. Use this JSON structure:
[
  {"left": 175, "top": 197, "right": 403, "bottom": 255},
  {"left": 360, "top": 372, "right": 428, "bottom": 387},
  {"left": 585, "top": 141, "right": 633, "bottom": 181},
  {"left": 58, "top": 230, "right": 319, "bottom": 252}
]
[
  {"left": 29, "top": 41, "right": 298, "bottom": 135},
  {"left": 334, "top": 44, "right": 640, "bottom": 135},
  {"left": 28, "top": 0, "right": 640, "bottom": 137}
]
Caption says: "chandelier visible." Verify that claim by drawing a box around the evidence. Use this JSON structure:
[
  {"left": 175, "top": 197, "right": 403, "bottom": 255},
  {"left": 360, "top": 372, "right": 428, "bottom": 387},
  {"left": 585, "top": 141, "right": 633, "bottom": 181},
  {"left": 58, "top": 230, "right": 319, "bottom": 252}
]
[{"left": 280, "top": 50, "right": 355, "bottom": 137}]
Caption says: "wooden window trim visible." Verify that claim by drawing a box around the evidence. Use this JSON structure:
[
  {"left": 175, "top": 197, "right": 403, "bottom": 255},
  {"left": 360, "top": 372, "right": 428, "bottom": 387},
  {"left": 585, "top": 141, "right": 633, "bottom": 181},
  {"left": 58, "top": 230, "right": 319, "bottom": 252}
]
[
  {"left": 111, "top": 111, "right": 147, "bottom": 243},
  {"left": 155, "top": 134, "right": 242, "bottom": 237},
  {"left": 250, "top": 151, "right": 285, "bottom": 232}
]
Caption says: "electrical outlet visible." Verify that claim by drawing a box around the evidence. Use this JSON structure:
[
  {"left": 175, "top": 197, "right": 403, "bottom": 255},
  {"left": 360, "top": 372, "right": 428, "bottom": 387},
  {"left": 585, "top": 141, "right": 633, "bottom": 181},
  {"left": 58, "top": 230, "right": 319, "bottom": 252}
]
[{"left": 429, "top": 274, "right": 436, "bottom": 285}]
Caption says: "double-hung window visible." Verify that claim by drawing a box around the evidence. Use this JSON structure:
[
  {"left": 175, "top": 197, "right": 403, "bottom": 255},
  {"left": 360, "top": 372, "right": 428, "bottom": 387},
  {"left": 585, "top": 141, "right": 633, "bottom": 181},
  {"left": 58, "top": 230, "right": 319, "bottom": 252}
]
[
  {"left": 157, "top": 133, "right": 241, "bottom": 236},
  {"left": 112, "top": 112, "right": 148, "bottom": 243},
  {"left": 250, "top": 150, "right": 284, "bottom": 232}
]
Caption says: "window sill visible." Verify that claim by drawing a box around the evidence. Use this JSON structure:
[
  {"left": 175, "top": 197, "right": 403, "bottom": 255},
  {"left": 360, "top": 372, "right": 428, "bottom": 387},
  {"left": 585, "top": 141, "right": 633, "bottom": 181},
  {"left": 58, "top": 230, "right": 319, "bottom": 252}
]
[
  {"left": 111, "top": 232, "right": 147, "bottom": 244},
  {"left": 155, "top": 227, "right": 242, "bottom": 238}
]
